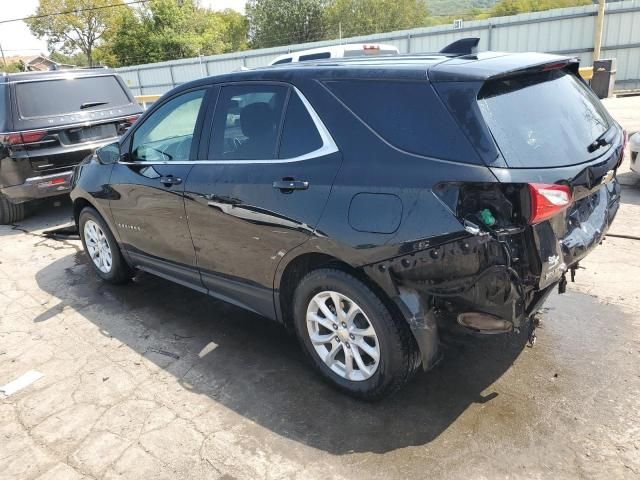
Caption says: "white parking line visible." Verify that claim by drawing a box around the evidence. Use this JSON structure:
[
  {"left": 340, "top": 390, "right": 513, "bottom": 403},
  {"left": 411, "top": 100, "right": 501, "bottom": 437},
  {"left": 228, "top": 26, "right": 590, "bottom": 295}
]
[{"left": 0, "top": 370, "right": 44, "bottom": 397}]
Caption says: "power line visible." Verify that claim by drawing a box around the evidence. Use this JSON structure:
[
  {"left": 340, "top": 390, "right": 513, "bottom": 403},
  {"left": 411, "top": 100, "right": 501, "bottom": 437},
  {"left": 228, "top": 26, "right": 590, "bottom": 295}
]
[{"left": 0, "top": 0, "right": 148, "bottom": 25}]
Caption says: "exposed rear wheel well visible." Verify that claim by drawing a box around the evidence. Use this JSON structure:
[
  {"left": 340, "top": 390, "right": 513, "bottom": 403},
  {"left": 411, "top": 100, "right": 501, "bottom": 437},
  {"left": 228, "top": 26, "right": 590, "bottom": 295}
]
[{"left": 278, "top": 253, "right": 406, "bottom": 334}]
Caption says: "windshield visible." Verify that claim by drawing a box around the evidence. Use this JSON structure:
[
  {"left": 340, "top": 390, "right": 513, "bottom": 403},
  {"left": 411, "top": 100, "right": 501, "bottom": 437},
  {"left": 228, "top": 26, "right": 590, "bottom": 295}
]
[
  {"left": 478, "top": 69, "right": 612, "bottom": 168},
  {"left": 16, "top": 75, "right": 131, "bottom": 119}
]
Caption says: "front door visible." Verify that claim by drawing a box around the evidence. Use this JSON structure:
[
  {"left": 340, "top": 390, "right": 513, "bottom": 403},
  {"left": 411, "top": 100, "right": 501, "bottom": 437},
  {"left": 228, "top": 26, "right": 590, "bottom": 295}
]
[
  {"left": 184, "top": 83, "right": 341, "bottom": 318},
  {"left": 110, "top": 88, "right": 208, "bottom": 289}
]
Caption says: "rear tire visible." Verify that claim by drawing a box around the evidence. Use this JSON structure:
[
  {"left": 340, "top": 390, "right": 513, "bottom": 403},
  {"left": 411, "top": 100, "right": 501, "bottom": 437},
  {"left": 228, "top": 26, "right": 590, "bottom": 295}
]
[
  {"left": 0, "top": 193, "right": 26, "bottom": 225},
  {"left": 292, "top": 268, "right": 420, "bottom": 400},
  {"left": 79, "top": 206, "right": 132, "bottom": 284}
]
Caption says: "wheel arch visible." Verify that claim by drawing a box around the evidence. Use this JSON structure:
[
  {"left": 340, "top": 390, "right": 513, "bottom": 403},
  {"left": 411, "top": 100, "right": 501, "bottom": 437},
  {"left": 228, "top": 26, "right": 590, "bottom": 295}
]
[
  {"left": 73, "top": 197, "right": 93, "bottom": 226},
  {"left": 275, "top": 249, "right": 407, "bottom": 335},
  {"left": 73, "top": 194, "right": 126, "bottom": 249},
  {"left": 275, "top": 245, "right": 436, "bottom": 371}
]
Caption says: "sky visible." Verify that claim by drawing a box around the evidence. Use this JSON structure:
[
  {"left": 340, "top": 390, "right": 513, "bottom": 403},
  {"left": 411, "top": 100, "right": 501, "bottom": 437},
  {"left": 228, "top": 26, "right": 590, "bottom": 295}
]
[{"left": 0, "top": 0, "right": 247, "bottom": 58}]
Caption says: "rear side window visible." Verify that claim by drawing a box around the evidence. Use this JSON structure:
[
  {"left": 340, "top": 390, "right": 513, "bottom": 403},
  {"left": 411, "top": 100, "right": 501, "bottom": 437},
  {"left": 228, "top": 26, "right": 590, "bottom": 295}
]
[
  {"left": 210, "top": 84, "right": 288, "bottom": 160},
  {"left": 299, "top": 52, "right": 331, "bottom": 61},
  {"left": 15, "top": 75, "right": 130, "bottom": 119},
  {"left": 273, "top": 58, "right": 292, "bottom": 65},
  {"left": 279, "top": 92, "right": 323, "bottom": 158},
  {"left": 325, "top": 79, "right": 478, "bottom": 162},
  {"left": 478, "top": 70, "right": 611, "bottom": 168}
]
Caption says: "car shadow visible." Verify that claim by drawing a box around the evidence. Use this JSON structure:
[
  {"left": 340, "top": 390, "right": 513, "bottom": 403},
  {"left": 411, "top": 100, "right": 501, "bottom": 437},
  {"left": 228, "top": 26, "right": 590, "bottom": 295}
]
[
  {"left": 0, "top": 197, "right": 74, "bottom": 237},
  {"left": 35, "top": 250, "right": 530, "bottom": 455}
]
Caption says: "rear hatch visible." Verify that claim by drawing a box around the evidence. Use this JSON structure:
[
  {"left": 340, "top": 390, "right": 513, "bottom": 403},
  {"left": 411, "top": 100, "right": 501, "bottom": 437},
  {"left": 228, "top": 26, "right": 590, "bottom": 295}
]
[
  {"left": 432, "top": 56, "right": 624, "bottom": 289},
  {"left": 12, "top": 74, "right": 141, "bottom": 173}
]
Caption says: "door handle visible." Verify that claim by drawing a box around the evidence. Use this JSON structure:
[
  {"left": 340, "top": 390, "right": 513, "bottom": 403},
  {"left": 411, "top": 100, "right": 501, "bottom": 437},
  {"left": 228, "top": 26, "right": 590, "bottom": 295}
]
[
  {"left": 160, "top": 176, "right": 182, "bottom": 186},
  {"left": 272, "top": 179, "right": 309, "bottom": 191}
]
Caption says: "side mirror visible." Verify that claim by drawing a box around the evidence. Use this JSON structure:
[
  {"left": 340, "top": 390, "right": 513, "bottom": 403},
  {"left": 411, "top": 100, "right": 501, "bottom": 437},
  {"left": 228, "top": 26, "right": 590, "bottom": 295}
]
[{"left": 96, "top": 142, "right": 121, "bottom": 165}]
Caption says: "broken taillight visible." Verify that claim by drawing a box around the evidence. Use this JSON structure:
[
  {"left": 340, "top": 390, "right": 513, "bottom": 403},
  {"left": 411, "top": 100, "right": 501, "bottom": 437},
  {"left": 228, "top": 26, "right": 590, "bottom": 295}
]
[{"left": 528, "top": 183, "right": 572, "bottom": 224}]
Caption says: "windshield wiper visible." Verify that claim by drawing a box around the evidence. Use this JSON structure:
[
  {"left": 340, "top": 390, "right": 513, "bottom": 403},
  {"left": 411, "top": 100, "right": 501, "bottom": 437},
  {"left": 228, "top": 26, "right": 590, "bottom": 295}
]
[
  {"left": 80, "top": 101, "right": 109, "bottom": 110},
  {"left": 587, "top": 126, "right": 616, "bottom": 153}
]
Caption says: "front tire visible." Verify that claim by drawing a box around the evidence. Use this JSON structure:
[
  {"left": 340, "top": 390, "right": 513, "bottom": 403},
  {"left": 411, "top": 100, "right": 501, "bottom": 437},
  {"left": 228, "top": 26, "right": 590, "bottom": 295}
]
[
  {"left": 79, "top": 207, "right": 132, "bottom": 284},
  {"left": 293, "top": 268, "right": 420, "bottom": 400},
  {"left": 0, "top": 193, "right": 25, "bottom": 225}
]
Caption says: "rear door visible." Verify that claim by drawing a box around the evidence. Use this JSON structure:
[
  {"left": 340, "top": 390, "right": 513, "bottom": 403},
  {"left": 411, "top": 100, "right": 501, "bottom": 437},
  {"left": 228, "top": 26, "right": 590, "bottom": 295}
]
[
  {"left": 184, "top": 82, "right": 341, "bottom": 318},
  {"left": 109, "top": 88, "right": 209, "bottom": 289}
]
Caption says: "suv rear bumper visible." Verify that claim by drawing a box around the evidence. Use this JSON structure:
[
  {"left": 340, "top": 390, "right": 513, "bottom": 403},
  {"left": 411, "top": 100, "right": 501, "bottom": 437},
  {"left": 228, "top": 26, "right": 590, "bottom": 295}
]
[{"left": 1, "top": 171, "right": 73, "bottom": 203}]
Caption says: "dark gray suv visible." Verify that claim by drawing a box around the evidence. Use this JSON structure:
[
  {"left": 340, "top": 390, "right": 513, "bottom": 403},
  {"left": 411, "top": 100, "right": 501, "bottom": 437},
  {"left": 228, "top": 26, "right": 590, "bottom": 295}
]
[{"left": 0, "top": 68, "right": 142, "bottom": 224}]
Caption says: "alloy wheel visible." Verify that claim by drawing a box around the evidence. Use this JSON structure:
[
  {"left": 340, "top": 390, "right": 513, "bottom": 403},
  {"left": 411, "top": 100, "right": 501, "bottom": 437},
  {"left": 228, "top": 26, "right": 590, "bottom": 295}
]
[
  {"left": 83, "top": 219, "right": 113, "bottom": 274},
  {"left": 306, "top": 290, "right": 381, "bottom": 381}
]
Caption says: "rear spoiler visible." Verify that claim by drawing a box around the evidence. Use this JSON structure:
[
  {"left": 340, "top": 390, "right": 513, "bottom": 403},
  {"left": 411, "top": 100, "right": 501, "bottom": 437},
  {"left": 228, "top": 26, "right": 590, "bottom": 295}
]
[
  {"left": 487, "top": 58, "right": 580, "bottom": 81},
  {"left": 440, "top": 38, "right": 480, "bottom": 56},
  {"left": 429, "top": 52, "right": 580, "bottom": 82}
]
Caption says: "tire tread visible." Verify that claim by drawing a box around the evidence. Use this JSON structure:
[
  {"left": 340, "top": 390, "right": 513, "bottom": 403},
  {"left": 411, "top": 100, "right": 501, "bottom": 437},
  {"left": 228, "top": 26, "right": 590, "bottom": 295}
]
[{"left": 0, "top": 194, "right": 26, "bottom": 225}]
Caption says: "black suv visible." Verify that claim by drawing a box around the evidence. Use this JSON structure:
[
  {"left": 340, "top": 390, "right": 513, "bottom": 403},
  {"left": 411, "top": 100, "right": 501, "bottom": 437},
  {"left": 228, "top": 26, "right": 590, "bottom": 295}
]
[
  {"left": 0, "top": 68, "right": 142, "bottom": 223},
  {"left": 70, "top": 52, "right": 624, "bottom": 399}
]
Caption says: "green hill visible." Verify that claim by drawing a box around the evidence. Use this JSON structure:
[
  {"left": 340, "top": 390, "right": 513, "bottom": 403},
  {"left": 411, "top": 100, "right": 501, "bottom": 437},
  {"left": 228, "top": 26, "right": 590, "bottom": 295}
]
[{"left": 428, "top": 0, "right": 498, "bottom": 16}]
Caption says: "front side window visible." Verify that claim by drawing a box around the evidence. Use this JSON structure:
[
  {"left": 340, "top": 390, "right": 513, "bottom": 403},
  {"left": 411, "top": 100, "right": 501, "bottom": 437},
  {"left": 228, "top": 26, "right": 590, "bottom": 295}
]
[
  {"left": 210, "top": 85, "right": 288, "bottom": 160},
  {"left": 131, "top": 89, "right": 205, "bottom": 162}
]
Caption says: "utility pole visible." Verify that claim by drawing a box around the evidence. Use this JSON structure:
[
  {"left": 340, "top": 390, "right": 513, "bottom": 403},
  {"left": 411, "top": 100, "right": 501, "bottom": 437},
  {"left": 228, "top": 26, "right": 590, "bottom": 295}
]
[
  {"left": 593, "top": 0, "right": 606, "bottom": 61},
  {"left": 339, "top": 22, "right": 342, "bottom": 44},
  {"left": 0, "top": 41, "right": 7, "bottom": 69}
]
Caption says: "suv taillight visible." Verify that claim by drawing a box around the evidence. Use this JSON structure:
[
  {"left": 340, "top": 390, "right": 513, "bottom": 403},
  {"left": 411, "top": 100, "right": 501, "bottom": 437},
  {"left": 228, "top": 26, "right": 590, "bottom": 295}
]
[
  {"left": 528, "top": 183, "right": 573, "bottom": 224},
  {"left": 5, "top": 131, "right": 47, "bottom": 145}
]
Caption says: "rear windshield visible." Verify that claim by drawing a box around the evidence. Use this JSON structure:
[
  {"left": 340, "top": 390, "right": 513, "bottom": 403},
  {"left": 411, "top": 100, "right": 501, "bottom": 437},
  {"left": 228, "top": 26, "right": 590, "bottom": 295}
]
[
  {"left": 478, "top": 69, "right": 611, "bottom": 168},
  {"left": 16, "top": 75, "right": 130, "bottom": 119},
  {"left": 299, "top": 52, "right": 331, "bottom": 61}
]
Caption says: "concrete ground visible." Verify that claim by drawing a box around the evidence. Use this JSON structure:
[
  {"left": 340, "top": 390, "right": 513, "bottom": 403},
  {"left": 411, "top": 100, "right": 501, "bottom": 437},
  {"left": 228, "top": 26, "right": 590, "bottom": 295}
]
[{"left": 1, "top": 99, "right": 639, "bottom": 480}]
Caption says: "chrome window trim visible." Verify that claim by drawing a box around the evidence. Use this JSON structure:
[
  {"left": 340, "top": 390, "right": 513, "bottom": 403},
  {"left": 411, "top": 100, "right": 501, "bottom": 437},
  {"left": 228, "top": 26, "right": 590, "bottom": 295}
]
[{"left": 118, "top": 85, "right": 338, "bottom": 166}]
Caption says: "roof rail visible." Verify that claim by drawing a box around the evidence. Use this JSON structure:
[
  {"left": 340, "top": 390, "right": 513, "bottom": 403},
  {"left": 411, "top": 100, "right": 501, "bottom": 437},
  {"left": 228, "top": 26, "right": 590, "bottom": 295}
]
[{"left": 439, "top": 37, "right": 480, "bottom": 56}]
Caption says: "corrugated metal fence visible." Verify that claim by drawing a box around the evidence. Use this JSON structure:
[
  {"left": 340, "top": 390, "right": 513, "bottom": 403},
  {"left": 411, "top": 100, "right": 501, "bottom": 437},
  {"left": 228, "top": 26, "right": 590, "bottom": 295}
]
[{"left": 117, "top": 0, "right": 640, "bottom": 95}]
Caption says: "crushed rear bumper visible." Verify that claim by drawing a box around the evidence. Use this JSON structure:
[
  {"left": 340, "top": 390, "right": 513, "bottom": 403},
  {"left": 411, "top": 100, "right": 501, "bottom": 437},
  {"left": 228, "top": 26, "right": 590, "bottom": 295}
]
[{"left": 365, "top": 179, "right": 620, "bottom": 370}]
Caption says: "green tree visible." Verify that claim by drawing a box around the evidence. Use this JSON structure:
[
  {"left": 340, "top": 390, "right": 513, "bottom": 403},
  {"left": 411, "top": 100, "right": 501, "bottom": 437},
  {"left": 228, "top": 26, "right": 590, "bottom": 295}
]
[
  {"left": 246, "top": 0, "right": 328, "bottom": 48},
  {"left": 26, "top": 0, "right": 124, "bottom": 67},
  {"left": 107, "top": 0, "right": 249, "bottom": 66},
  {"left": 1, "top": 61, "right": 25, "bottom": 73},
  {"left": 325, "top": 0, "right": 430, "bottom": 38},
  {"left": 49, "top": 50, "right": 90, "bottom": 67},
  {"left": 219, "top": 9, "right": 250, "bottom": 52}
]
